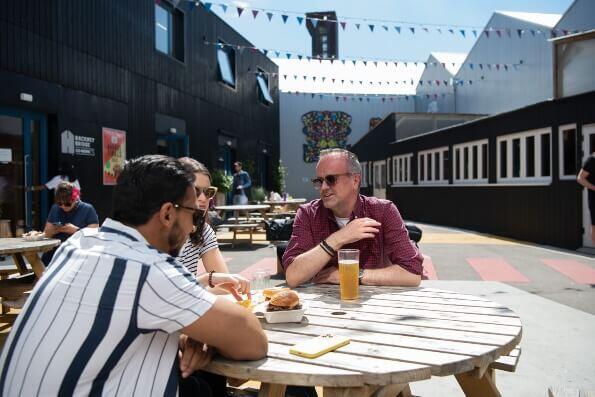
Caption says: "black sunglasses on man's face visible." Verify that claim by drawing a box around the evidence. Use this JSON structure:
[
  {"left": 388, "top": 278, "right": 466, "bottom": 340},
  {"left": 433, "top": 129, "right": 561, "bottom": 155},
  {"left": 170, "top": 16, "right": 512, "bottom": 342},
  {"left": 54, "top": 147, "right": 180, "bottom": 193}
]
[
  {"left": 311, "top": 173, "right": 352, "bottom": 190},
  {"left": 174, "top": 204, "right": 206, "bottom": 226}
]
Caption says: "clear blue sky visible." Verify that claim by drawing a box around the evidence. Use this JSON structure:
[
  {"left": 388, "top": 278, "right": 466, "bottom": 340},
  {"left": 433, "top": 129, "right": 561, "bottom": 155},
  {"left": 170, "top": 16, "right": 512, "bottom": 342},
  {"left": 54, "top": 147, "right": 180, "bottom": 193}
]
[{"left": 206, "top": 0, "right": 573, "bottom": 61}]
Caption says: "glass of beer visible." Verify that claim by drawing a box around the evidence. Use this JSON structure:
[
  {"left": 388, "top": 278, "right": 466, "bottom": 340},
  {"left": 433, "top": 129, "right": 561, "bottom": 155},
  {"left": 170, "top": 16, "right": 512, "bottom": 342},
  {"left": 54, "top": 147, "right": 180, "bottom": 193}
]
[{"left": 338, "top": 249, "right": 359, "bottom": 300}]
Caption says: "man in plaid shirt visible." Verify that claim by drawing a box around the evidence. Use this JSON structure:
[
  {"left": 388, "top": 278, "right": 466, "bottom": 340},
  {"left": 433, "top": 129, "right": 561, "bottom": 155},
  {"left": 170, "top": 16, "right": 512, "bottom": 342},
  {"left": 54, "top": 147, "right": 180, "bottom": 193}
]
[{"left": 282, "top": 149, "right": 423, "bottom": 288}]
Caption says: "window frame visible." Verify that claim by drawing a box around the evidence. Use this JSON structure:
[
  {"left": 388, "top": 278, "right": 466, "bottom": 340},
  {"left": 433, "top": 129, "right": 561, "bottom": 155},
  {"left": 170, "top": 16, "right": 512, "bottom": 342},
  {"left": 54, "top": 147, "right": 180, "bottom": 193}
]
[
  {"left": 391, "top": 153, "right": 413, "bottom": 186},
  {"left": 497, "top": 128, "right": 552, "bottom": 184},
  {"left": 453, "top": 139, "right": 489, "bottom": 185},
  {"left": 154, "top": 1, "right": 185, "bottom": 63},
  {"left": 558, "top": 123, "right": 578, "bottom": 180},
  {"left": 361, "top": 161, "right": 368, "bottom": 187},
  {"left": 217, "top": 39, "right": 236, "bottom": 89},
  {"left": 256, "top": 69, "right": 274, "bottom": 105},
  {"left": 417, "top": 147, "right": 449, "bottom": 185}
]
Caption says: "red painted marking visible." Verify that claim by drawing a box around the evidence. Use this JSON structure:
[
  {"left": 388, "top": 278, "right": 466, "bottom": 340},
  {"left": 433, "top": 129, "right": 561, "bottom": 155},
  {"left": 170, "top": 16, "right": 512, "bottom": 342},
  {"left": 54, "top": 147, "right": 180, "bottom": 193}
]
[
  {"left": 421, "top": 255, "right": 438, "bottom": 280},
  {"left": 541, "top": 259, "right": 595, "bottom": 284},
  {"left": 239, "top": 257, "right": 278, "bottom": 279},
  {"left": 466, "top": 258, "right": 529, "bottom": 283}
]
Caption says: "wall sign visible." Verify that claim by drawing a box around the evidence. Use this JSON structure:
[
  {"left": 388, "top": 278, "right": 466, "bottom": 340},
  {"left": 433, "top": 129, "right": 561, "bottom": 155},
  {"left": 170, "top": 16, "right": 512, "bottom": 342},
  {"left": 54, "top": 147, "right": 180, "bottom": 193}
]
[
  {"left": 60, "top": 130, "right": 95, "bottom": 156},
  {"left": 102, "top": 127, "right": 126, "bottom": 185}
]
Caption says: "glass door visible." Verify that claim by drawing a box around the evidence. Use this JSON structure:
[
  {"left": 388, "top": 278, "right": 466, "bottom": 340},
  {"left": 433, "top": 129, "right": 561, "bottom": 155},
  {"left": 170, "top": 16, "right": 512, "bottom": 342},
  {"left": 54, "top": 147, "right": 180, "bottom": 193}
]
[
  {"left": 582, "top": 124, "right": 595, "bottom": 248},
  {"left": 0, "top": 107, "right": 48, "bottom": 235}
]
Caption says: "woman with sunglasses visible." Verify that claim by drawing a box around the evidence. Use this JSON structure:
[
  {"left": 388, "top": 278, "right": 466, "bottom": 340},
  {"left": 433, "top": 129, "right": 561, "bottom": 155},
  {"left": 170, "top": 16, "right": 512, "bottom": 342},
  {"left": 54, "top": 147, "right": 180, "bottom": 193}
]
[
  {"left": 177, "top": 157, "right": 251, "bottom": 296},
  {"left": 42, "top": 181, "right": 99, "bottom": 264}
]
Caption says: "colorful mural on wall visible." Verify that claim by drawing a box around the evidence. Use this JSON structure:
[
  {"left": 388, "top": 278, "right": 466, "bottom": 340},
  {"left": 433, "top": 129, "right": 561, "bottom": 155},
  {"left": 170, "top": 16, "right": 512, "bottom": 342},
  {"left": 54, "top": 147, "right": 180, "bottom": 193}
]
[{"left": 302, "top": 111, "right": 352, "bottom": 163}]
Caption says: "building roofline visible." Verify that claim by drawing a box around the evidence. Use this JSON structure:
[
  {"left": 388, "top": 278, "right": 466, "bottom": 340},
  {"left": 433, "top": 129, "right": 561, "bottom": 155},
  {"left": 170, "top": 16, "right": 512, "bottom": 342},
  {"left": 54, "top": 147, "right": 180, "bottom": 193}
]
[
  {"left": 549, "top": 29, "right": 595, "bottom": 44},
  {"left": 553, "top": 0, "right": 578, "bottom": 30}
]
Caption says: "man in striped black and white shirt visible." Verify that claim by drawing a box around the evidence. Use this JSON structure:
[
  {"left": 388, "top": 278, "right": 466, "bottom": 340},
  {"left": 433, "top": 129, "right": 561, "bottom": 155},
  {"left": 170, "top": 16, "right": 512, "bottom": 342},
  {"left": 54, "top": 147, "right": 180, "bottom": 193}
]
[{"left": 0, "top": 155, "right": 267, "bottom": 396}]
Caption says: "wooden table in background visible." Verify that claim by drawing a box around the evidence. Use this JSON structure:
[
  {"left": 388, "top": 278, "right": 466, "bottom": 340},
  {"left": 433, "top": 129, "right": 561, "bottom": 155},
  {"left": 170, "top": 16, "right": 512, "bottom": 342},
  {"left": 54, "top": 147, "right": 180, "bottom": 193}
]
[
  {"left": 214, "top": 204, "right": 271, "bottom": 223},
  {"left": 206, "top": 284, "right": 522, "bottom": 397},
  {"left": 0, "top": 238, "right": 60, "bottom": 278}
]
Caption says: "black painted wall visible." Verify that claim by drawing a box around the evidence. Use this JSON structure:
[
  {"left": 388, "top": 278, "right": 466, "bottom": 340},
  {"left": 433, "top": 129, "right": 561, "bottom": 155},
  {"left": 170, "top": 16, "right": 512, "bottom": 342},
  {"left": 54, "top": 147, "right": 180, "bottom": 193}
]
[
  {"left": 353, "top": 91, "right": 595, "bottom": 249},
  {"left": 0, "top": 0, "right": 279, "bottom": 220}
]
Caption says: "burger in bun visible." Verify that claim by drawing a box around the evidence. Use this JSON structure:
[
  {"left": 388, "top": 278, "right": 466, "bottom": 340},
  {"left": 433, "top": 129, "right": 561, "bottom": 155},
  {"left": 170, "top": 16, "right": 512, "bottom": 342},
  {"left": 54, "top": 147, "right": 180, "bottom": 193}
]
[
  {"left": 267, "top": 290, "right": 301, "bottom": 312},
  {"left": 263, "top": 287, "right": 290, "bottom": 301}
]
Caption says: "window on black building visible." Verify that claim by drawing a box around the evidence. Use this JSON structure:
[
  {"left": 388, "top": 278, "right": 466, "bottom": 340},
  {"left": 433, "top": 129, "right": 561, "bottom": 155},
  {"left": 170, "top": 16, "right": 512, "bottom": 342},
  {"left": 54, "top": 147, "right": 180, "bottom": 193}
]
[
  {"left": 526, "top": 136, "right": 535, "bottom": 177},
  {"left": 217, "top": 41, "right": 236, "bottom": 87},
  {"left": 256, "top": 71, "right": 274, "bottom": 105},
  {"left": 541, "top": 133, "right": 550, "bottom": 177},
  {"left": 155, "top": 2, "right": 184, "bottom": 62},
  {"left": 560, "top": 126, "right": 577, "bottom": 178}
]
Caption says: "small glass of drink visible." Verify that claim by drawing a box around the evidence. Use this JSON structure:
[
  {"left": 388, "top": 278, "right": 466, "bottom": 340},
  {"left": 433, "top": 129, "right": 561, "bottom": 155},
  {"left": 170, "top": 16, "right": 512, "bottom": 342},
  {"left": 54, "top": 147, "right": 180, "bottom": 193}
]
[{"left": 338, "top": 249, "right": 359, "bottom": 300}]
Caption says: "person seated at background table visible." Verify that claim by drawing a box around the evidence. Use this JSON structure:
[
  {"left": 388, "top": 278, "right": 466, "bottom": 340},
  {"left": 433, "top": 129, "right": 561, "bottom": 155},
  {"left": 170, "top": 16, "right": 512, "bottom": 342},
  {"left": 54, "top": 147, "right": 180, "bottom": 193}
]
[
  {"left": 177, "top": 157, "right": 250, "bottom": 297},
  {"left": 41, "top": 181, "right": 99, "bottom": 264},
  {"left": 282, "top": 148, "right": 424, "bottom": 288},
  {"left": 0, "top": 155, "right": 267, "bottom": 397}
]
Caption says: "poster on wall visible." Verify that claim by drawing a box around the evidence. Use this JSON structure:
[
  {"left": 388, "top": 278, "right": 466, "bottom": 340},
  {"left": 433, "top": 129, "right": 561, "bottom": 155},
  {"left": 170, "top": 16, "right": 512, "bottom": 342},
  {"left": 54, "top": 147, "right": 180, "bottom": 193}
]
[
  {"left": 302, "top": 111, "right": 352, "bottom": 163},
  {"left": 102, "top": 127, "right": 126, "bottom": 185}
]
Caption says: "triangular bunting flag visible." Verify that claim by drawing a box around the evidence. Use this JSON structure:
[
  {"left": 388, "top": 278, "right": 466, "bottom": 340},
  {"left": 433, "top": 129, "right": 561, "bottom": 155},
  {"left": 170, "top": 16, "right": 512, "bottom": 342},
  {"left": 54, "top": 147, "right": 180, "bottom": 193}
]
[
  {"left": 355, "top": 23, "right": 360, "bottom": 30},
  {"left": 263, "top": 49, "right": 268, "bottom": 56},
  {"left": 293, "top": 75, "right": 297, "bottom": 80},
  {"left": 266, "top": 12, "right": 273, "bottom": 21},
  {"left": 311, "top": 19, "right": 318, "bottom": 28},
  {"left": 340, "top": 21, "right": 346, "bottom": 30},
  {"left": 382, "top": 25, "right": 388, "bottom": 32},
  {"left": 322, "top": 77, "right": 326, "bottom": 82},
  {"left": 506, "top": 29, "right": 511, "bottom": 38},
  {"left": 220, "top": 4, "right": 227, "bottom": 12},
  {"left": 469, "top": 63, "right": 474, "bottom": 69},
  {"left": 423, "top": 27, "right": 429, "bottom": 33},
  {"left": 281, "top": 15, "right": 288, "bottom": 24},
  {"left": 296, "top": 16, "right": 303, "bottom": 25},
  {"left": 484, "top": 30, "right": 489, "bottom": 38},
  {"left": 312, "top": 77, "right": 316, "bottom": 82},
  {"left": 352, "top": 60, "right": 357, "bottom": 66},
  {"left": 275, "top": 51, "right": 280, "bottom": 57},
  {"left": 460, "top": 29, "right": 465, "bottom": 37},
  {"left": 236, "top": 7, "right": 243, "bottom": 17},
  {"left": 504, "top": 65, "right": 508, "bottom": 71},
  {"left": 437, "top": 28, "right": 442, "bottom": 34},
  {"left": 472, "top": 30, "right": 477, "bottom": 37},
  {"left": 297, "top": 55, "right": 303, "bottom": 60},
  {"left": 363, "top": 61, "right": 367, "bottom": 66},
  {"left": 252, "top": 9, "right": 258, "bottom": 18},
  {"left": 517, "top": 29, "right": 522, "bottom": 38},
  {"left": 373, "top": 61, "right": 378, "bottom": 67},
  {"left": 203, "top": 2, "right": 212, "bottom": 12},
  {"left": 341, "top": 60, "right": 346, "bottom": 65},
  {"left": 530, "top": 29, "right": 536, "bottom": 36},
  {"left": 283, "top": 75, "right": 287, "bottom": 80},
  {"left": 332, "top": 78, "right": 335, "bottom": 83},
  {"left": 395, "top": 26, "right": 401, "bottom": 34},
  {"left": 409, "top": 27, "right": 415, "bottom": 34},
  {"left": 496, "top": 30, "right": 501, "bottom": 38}
]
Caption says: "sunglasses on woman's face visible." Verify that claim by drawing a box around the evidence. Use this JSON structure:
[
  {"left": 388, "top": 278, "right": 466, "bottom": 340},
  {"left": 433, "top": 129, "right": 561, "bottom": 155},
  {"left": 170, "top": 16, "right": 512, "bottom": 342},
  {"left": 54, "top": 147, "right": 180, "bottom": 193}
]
[
  {"left": 195, "top": 186, "right": 218, "bottom": 199},
  {"left": 311, "top": 173, "right": 352, "bottom": 190}
]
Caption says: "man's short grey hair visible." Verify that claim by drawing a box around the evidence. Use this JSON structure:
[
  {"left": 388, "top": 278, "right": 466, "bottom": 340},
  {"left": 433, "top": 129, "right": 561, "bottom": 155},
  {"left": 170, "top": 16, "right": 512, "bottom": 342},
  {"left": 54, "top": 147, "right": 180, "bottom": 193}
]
[{"left": 319, "top": 148, "right": 362, "bottom": 175}]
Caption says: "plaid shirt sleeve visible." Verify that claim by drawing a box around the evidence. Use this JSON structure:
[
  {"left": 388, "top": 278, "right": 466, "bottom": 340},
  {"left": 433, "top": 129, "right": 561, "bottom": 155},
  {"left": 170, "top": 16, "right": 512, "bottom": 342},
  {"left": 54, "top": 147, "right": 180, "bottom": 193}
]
[
  {"left": 282, "top": 206, "right": 315, "bottom": 271},
  {"left": 382, "top": 202, "right": 424, "bottom": 275}
]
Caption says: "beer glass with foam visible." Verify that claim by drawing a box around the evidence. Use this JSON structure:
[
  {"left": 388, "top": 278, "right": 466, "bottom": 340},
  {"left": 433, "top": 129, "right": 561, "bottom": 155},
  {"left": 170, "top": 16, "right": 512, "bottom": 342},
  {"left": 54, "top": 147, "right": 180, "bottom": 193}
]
[{"left": 338, "top": 249, "right": 359, "bottom": 300}]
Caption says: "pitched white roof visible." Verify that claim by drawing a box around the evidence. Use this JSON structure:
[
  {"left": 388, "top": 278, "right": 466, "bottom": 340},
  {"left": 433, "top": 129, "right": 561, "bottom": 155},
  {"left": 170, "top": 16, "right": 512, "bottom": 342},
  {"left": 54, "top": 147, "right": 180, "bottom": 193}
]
[
  {"left": 274, "top": 58, "right": 423, "bottom": 95},
  {"left": 495, "top": 11, "right": 562, "bottom": 28},
  {"left": 429, "top": 52, "right": 467, "bottom": 75}
]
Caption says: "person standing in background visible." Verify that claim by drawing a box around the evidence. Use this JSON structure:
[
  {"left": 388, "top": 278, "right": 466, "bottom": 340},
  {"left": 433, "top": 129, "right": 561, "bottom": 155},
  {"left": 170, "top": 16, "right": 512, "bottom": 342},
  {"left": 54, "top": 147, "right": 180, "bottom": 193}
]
[
  {"left": 577, "top": 151, "right": 595, "bottom": 244},
  {"left": 232, "top": 161, "right": 252, "bottom": 205},
  {"left": 30, "top": 161, "right": 81, "bottom": 192}
]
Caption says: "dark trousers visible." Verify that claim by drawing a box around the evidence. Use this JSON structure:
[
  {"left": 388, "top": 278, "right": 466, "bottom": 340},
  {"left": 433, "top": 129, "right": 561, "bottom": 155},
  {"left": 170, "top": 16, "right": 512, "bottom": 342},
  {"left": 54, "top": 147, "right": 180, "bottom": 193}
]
[{"left": 178, "top": 371, "right": 317, "bottom": 397}]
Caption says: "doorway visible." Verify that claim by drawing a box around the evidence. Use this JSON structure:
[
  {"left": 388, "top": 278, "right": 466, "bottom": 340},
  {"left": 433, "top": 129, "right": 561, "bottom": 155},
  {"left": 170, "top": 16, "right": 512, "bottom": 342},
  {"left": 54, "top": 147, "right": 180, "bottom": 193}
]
[
  {"left": 0, "top": 107, "right": 48, "bottom": 235},
  {"left": 156, "top": 133, "right": 189, "bottom": 158},
  {"left": 581, "top": 124, "right": 595, "bottom": 248},
  {"left": 372, "top": 160, "right": 386, "bottom": 199}
]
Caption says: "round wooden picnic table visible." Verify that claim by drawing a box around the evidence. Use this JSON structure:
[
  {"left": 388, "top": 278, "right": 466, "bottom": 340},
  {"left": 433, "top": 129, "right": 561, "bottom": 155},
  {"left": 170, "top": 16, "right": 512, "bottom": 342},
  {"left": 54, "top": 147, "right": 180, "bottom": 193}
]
[
  {"left": 0, "top": 237, "right": 60, "bottom": 278},
  {"left": 205, "top": 284, "right": 522, "bottom": 397}
]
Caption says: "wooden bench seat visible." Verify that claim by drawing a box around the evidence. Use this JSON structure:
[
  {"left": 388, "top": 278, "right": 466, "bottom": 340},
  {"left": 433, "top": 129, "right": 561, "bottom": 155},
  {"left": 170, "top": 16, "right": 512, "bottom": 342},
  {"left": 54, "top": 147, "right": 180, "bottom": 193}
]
[
  {"left": 490, "top": 347, "right": 521, "bottom": 372},
  {"left": 219, "top": 224, "right": 260, "bottom": 247}
]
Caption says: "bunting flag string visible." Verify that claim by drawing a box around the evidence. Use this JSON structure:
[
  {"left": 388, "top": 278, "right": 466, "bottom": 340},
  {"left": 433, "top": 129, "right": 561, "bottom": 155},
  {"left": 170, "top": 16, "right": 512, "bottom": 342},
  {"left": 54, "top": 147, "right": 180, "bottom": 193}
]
[
  {"left": 280, "top": 91, "right": 459, "bottom": 102},
  {"left": 206, "top": 40, "right": 522, "bottom": 71},
  {"left": 189, "top": 1, "right": 581, "bottom": 38}
]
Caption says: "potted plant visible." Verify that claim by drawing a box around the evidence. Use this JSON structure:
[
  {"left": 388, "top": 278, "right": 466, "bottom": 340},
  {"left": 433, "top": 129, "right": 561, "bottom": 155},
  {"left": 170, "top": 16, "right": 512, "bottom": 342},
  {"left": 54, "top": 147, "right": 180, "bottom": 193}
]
[
  {"left": 250, "top": 186, "right": 267, "bottom": 203},
  {"left": 211, "top": 169, "right": 233, "bottom": 205}
]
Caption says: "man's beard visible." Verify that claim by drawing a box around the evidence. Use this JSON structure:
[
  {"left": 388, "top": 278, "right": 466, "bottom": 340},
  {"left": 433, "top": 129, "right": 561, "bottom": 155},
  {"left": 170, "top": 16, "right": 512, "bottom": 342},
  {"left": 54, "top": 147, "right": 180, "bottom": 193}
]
[{"left": 167, "top": 220, "right": 186, "bottom": 257}]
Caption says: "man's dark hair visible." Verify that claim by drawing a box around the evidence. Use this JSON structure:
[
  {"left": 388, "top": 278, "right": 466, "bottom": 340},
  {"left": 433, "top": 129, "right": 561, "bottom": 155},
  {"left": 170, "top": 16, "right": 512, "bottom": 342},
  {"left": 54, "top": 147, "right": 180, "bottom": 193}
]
[{"left": 112, "top": 155, "right": 195, "bottom": 226}]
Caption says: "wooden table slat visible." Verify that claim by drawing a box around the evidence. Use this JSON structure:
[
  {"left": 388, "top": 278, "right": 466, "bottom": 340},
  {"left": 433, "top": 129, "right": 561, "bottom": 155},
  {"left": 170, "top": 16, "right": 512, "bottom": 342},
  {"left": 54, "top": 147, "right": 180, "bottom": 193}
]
[
  {"left": 265, "top": 330, "right": 476, "bottom": 376},
  {"left": 305, "top": 307, "right": 521, "bottom": 336},
  {"left": 304, "top": 299, "right": 522, "bottom": 327}
]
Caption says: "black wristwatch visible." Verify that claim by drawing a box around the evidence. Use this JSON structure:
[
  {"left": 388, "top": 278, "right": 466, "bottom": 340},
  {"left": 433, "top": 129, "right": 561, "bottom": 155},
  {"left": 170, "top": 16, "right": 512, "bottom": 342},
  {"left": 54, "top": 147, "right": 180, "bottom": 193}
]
[{"left": 358, "top": 269, "right": 365, "bottom": 285}]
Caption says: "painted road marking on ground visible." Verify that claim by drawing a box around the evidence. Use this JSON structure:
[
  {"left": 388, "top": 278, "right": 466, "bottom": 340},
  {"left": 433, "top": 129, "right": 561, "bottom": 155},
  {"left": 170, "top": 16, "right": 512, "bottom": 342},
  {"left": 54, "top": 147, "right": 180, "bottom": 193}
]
[
  {"left": 466, "top": 258, "right": 530, "bottom": 283},
  {"left": 422, "top": 233, "right": 517, "bottom": 245},
  {"left": 422, "top": 255, "right": 438, "bottom": 280},
  {"left": 239, "top": 257, "right": 278, "bottom": 279},
  {"left": 541, "top": 259, "right": 595, "bottom": 284}
]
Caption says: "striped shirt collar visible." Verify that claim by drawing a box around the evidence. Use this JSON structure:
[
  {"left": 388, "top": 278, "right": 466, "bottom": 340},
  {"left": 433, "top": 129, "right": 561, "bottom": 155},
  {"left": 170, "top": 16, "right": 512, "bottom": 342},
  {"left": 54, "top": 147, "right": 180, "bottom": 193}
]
[{"left": 100, "top": 218, "right": 148, "bottom": 244}]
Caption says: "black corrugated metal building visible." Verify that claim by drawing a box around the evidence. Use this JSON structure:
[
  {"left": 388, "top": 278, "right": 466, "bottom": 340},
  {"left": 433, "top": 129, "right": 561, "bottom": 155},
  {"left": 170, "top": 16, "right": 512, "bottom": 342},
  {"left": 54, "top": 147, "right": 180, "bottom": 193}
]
[
  {"left": 0, "top": 0, "right": 279, "bottom": 230},
  {"left": 353, "top": 91, "right": 595, "bottom": 249}
]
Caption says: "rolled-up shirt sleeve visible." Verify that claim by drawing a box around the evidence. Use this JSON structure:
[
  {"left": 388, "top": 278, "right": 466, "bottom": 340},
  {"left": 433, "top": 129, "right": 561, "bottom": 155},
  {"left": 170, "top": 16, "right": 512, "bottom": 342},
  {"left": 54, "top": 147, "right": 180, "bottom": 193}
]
[
  {"left": 383, "top": 203, "right": 424, "bottom": 275},
  {"left": 282, "top": 206, "right": 315, "bottom": 271}
]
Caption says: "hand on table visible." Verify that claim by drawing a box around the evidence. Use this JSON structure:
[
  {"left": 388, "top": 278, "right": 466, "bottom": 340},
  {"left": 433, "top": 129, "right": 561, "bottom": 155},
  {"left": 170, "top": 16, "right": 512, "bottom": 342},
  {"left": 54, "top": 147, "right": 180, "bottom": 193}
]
[
  {"left": 312, "top": 266, "right": 340, "bottom": 284},
  {"left": 178, "top": 334, "right": 212, "bottom": 378},
  {"left": 60, "top": 223, "right": 79, "bottom": 235}
]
